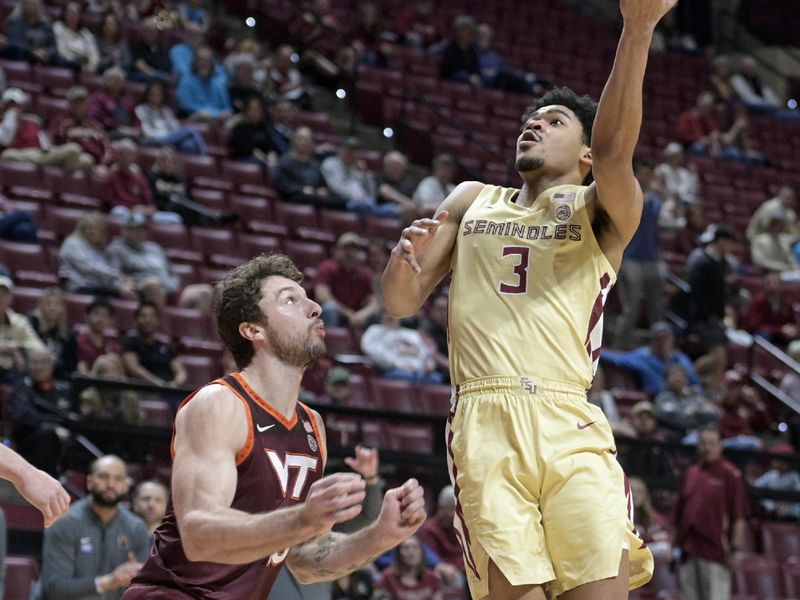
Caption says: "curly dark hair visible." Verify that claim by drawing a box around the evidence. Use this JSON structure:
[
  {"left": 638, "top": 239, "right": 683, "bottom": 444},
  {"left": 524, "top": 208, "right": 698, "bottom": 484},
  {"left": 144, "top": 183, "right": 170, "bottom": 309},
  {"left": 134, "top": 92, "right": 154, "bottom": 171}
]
[
  {"left": 521, "top": 86, "right": 598, "bottom": 145},
  {"left": 215, "top": 253, "right": 303, "bottom": 369}
]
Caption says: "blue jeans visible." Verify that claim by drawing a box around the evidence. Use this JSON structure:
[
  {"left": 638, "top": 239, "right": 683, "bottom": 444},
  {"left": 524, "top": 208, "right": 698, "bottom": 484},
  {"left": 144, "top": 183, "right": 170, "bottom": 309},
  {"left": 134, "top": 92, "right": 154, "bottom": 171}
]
[
  {"left": 155, "top": 128, "right": 207, "bottom": 155},
  {"left": 346, "top": 199, "right": 400, "bottom": 219},
  {"left": 0, "top": 211, "right": 37, "bottom": 243}
]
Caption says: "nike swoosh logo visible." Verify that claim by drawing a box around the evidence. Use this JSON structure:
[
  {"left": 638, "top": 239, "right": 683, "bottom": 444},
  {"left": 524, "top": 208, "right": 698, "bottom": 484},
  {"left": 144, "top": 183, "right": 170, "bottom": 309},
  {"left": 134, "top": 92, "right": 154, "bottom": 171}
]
[
  {"left": 576, "top": 421, "right": 595, "bottom": 430},
  {"left": 257, "top": 424, "right": 275, "bottom": 432}
]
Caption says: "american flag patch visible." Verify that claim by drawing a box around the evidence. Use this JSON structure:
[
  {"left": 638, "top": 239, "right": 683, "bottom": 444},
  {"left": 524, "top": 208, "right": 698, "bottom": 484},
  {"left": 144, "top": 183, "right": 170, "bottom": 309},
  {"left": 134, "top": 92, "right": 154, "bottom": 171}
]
[
  {"left": 553, "top": 191, "right": 576, "bottom": 203},
  {"left": 303, "top": 420, "right": 314, "bottom": 433}
]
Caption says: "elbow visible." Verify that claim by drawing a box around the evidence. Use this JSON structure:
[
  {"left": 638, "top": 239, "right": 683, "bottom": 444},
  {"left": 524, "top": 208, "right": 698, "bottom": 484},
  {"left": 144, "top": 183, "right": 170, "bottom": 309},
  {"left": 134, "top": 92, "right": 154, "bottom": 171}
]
[
  {"left": 383, "top": 298, "right": 417, "bottom": 320},
  {"left": 180, "top": 516, "right": 212, "bottom": 562}
]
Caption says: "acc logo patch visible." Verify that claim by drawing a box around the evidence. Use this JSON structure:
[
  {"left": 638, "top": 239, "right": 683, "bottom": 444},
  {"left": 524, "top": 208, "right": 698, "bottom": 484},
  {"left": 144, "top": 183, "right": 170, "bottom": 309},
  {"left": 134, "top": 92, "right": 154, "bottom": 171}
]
[{"left": 555, "top": 204, "right": 572, "bottom": 221}]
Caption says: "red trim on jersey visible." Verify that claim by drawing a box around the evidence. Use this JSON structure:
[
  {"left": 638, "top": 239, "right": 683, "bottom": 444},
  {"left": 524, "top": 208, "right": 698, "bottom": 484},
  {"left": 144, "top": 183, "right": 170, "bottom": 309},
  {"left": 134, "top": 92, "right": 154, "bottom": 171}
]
[
  {"left": 299, "top": 402, "right": 327, "bottom": 468},
  {"left": 232, "top": 372, "right": 298, "bottom": 430},
  {"left": 584, "top": 272, "right": 612, "bottom": 354}
]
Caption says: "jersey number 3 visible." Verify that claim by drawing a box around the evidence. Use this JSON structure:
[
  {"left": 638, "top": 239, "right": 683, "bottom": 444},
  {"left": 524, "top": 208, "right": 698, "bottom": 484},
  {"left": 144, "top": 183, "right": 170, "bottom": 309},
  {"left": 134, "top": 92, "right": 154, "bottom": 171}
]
[{"left": 499, "top": 246, "right": 530, "bottom": 294}]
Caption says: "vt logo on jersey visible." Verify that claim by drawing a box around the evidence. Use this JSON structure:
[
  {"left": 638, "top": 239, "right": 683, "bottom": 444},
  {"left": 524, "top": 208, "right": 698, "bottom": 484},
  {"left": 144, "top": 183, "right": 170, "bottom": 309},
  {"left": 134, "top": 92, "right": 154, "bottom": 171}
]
[{"left": 265, "top": 450, "right": 319, "bottom": 500}]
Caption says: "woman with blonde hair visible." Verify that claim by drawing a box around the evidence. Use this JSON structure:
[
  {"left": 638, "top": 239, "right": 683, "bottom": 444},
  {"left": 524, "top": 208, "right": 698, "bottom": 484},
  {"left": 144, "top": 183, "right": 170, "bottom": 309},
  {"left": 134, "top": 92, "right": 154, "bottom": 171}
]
[
  {"left": 4, "top": 0, "right": 57, "bottom": 64},
  {"left": 375, "top": 535, "right": 442, "bottom": 600},
  {"left": 629, "top": 476, "right": 672, "bottom": 558},
  {"left": 79, "top": 352, "right": 142, "bottom": 424},
  {"left": 27, "top": 287, "right": 77, "bottom": 379}
]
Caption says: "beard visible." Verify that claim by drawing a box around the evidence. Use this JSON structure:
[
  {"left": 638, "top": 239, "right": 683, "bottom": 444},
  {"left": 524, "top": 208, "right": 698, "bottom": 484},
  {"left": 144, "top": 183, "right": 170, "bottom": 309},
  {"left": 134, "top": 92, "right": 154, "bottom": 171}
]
[
  {"left": 91, "top": 489, "right": 127, "bottom": 508},
  {"left": 515, "top": 155, "right": 544, "bottom": 173},
  {"left": 266, "top": 323, "right": 326, "bottom": 369}
]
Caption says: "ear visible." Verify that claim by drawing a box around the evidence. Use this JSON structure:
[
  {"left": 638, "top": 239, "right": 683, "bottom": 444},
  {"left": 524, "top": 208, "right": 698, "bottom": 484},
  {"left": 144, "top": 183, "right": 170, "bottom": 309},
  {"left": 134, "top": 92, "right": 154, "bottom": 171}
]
[
  {"left": 580, "top": 146, "right": 592, "bottom": 169},
  {"left": 238, "top": 321, "right": 265, "bottom": 342}
]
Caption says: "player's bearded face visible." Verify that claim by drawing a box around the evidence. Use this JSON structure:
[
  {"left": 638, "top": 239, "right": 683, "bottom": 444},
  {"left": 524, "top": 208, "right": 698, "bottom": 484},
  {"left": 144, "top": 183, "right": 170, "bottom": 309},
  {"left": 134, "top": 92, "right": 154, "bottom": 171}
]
[
  {"left": 515, "top": 155, "right": 544, "bottom": 173},
  {"left": 265, "top": 320, "right": 326, "bottom": 368}
]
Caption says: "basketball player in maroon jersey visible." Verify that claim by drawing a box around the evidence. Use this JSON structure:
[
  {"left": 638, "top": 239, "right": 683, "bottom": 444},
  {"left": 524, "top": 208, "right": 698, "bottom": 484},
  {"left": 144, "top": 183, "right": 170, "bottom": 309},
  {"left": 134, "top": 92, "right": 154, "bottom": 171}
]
[{"left": 123, "top": 254, "right": 427, "bottom": 599}]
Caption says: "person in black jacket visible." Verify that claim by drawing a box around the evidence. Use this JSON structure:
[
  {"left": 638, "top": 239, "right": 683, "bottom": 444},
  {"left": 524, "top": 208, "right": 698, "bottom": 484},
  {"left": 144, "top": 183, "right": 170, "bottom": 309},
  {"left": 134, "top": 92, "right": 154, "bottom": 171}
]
[
  {"left": 439, "top": 15, "right": 481, "bottom": 86},
  {"left": 228, "top": 96, "right": 276, "bottom": 169}
]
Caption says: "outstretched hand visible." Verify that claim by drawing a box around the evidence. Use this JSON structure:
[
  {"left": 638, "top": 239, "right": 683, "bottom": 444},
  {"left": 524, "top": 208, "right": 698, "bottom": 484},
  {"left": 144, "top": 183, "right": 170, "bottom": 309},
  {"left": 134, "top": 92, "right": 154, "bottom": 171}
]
[
  {"left": 373, "top": 478, "right": 427, "bottom": 546},
  {"left": 300, "top": 473, "right": 366, "bottom": 534},
  {"left": 16, "top": 468, "right": 70, "bottom": 528},
  {"left": 344, "top": 446, "right": 379, "bottom": 481},
  {"left": 620, "top": 0, "right": 678, "bottom": 29},
  {"left": 394, "top": 210, "right": 449, "bottom": 273}
]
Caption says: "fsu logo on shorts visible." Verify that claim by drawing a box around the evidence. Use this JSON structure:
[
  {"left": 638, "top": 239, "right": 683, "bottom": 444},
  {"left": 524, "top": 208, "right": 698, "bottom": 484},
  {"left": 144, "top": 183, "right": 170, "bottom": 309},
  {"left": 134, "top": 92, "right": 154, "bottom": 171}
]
[
  {"left": 555, "top": 204, "right": 571, "bottom": 221},
  {"left": 307, "top": 434, "right": 318, "bottom": 452}
]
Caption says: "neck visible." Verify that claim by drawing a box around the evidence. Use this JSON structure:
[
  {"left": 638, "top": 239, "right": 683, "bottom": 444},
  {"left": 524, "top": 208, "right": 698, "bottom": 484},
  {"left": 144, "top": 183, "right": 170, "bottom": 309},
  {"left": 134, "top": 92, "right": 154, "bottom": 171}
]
[
  {"left": 91, "top": 501, "right": 118, "bottom": 525},
  {"left": 705, "top": 244, "right": 722, "bottom": 259},
  {"left": 240, "top": 355, "right": 305, "bottom": 420},
  {"left": 517, "top": 172, "right": 583, "bottom": 207}
]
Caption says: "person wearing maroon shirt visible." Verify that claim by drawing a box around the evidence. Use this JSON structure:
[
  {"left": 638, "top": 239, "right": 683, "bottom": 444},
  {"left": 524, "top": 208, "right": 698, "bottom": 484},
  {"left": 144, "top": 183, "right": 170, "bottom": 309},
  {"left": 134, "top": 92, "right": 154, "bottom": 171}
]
[
  {"left": 718, "top": 370, "right": 770, "bottom": 449},
  {"left": 394, "top": 0, "right": 440, "bottom": 48},
  {"left": 673, "top": 426, "right": 749, "bottom": 600},
  {"left": 416, "top": 486, "right": 464, "bottom": 587},
  {"left": 75, "top": 298, "right": 122, "bottom": 374},
  {"left": 123, "top": 253, "right": 426, "bottom": 600},
  {"left": 313, "top": 232, "right": 380, "bottom": 328},
  {"left": 100, "top": 139, "right": 160, "bottom": 217},
  {"left": 375, "top": 536, "right": 442, "bottom": 600},
  {"left": 742, "top": 271, "right": 798, "bottom": 345},
  {"left": 49, "top": 85, "right": 114, "bottom": 168}
]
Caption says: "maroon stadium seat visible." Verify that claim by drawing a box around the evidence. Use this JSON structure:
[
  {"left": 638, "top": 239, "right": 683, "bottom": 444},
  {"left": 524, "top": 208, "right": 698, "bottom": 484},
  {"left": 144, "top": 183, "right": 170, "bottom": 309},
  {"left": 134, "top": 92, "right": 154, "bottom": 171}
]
[
  {"left": 340, "top": 374, "right": 370, "bottom": 408},
  {"left": 323, "top": 327, "right": 357, "bottom": 356},
  {"left": 148, "top": 223, "right": 191, "bottom": 251},
  {"left": 0, "top": 501, "right": 43, "bottom": 531},
  {"left": 0, "top": 161, "right": 40, "bottom": 188},
  {"left": 32, "top": 65, "right": 75, "bottom": 90},
  {"left": 190, "top": 188, "right": 228, "bottom": 213},
  {"left": 369, "top": 377, "right": 417, "bottom": 414},
  {"left": 318, "top": 209, "right": 362, "bottom": 238},
  {"left": 274, "top": 201, "right": 319, "bottom": 230},
  {"left": 386, "top": 424, "right": 434, "bottom": 453},
  {"left": 45, "top": 207, "right": 86, "bottom": 238},
  {"left": 190, "top": 228, "right": 237, "bottom": 256},
  {"left": 733, "top": 554, "right": 782, "bottom": 598},
  {"left": 360, "top": 420, "right": 387, "bottom": 448},
  {"left": 282, "top": 240, "right": 327, "bottom": 272},
  {"left": 180, "top": 155, "right": 218, "bottom": 179},
  {"left": 417, "top": 384, "right": 452, "bottom": 416},
  {"left": 162, "top": 306, "right": 211, "bottom": 340},
  {"left": 138, "top": 399, "right": 174, "bottom": 428},
  {"left": 0, "top": 240, "right": 50, "bottom": 273},
  {"left": 238, "top": 233, "right": 282, "bottom": 258},
  {"left": 10, "top": 287, "right": 42, "bottom": 315},
  {"left": 762, "top": 521, "right": 800, "bottom": 561},
  {"left": 179, "top": 355, "right": 218, "bottom": 386},
  {"left": 324, "top": 414, "right": 361, "bottom": 447},
  {"left": 221, "top": 160, "right": 267, "bottom": 186},
  {"left": 228, "top": 195, "right": 273, "bottom": 222},
  {"left": 783, "top": 556, "right": 800, "bottom": 598},
  {"left": 3, "top": 555, "right": 40, "bottom": 600}
]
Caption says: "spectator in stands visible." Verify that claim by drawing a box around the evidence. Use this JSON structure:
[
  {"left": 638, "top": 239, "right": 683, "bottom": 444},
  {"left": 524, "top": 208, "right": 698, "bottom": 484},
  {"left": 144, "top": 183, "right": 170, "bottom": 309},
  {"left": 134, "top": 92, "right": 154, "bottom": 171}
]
[
  {"left": 416, "top": 486, "right": 465, "bottom": 586},
  {"left": 102, "top": 138, "right": 181, "bottom": 224},
  {"left": 176, "top": 45, "right": 232, "bottom": 122},
  {"left": 319, "top": 366, "right": 354, "bottom": 405},
  {"left": 84, "top": 0, "right": 127, "bottom": 21},
  {"left": 40, "top": 455, "right": 150, "bottom": 600},
  {"left": 147, "top": 147, "right": 237, "bottom": 225},
  {"left": 331, "top": 572, "right": 374, "bottom": 600},
  {"left": 419, "top": 293, "right": 449, "bottom": 382},
  {"left": 655, "top": 142, "right": 698, "bottom": 206},
  {"left": 107, "top": 211, "right": 214, "bottom": 311},
  {"left": 614, "top": 158, "right": 664, "bottom": 349},
  {"left": 619, "top": 401, "right": 677, "bottom": 480},
  {"left": 374, "top": 151, "right": 417, "bottom": 221},
  {"left": 475, "top": 23, "right": 545, "bottom": 94},
  {"left": 654, "top": 364, "right": 717, "bottom": 435},
  {"left": 27, "top": 288, "right": 78, "bottom": 379},
  {"left": 602, "top": 322, "right": 699, "bottom": 395},
  {"left": 746, "top": 185, "right": 798, "bottom": 241},
  {"left": 122, "top": 301, "right": 187, "bottom": 387},
  {"left": 76, "top": 299, "right": 121, "bottom": 374},
  {"left": 136, "top": 80, "right": 206, "bottom": 155},
  {"left": 731, "top": 55, "right": 782, "bottom": 112},
  {"left": 0, "top": 87, "right": 92, "bottom": 170},
  {"left": 49, "top": 85, "right": 112, "bottom": 169},
  {"left": 79, "top": 352, "right": 141, "bottom": 424},
  {"left": 361, "top": 312, "right": 441, "bottom": 383},
  {"left": 225, "top": 38, "right": 270, "bottom": 92},
  {"left": 588, "top": 367, "right": 634, "bottom": 437},
  {"left": 750, "top": 210, "right": 799, "bottom": 275},
  {"left": 629, "top": 477, "right": 672, "bottom": 558},
  {"left": 268, "top": 44, "right": 313, "bottom": 110},
  {"left": 781, "top": 340, "right": 800, "bottom": 403},
  {"left": 375, "top": 536, "right": 442, "bottom": 600},
  {"left": 743, "top": 271, "right": 798, "bottom": 344},
  {"left": 227, "top": 55, "right": 266, "bottom": 115},
  {"left": 754, "top": 443, "right": 800, "bottom": 520},
  {"left": 321, "top": 137, "right": 387, "bottom": 217},
  {"left": 269, "top": 98, "right": 296, "bottom": 156},
  {"left": 291, "top": 0, "right": 350, "bottom": 87},
  {"left": 708, "top": 55, "right": 737, "bottom": 104},
  {"left": 132, "top": 480, "right": 168, "bottom": 537},
  {"left": 87, "top": 66, "right": 138, "bottom": 138},
  {"left": 413, "top": 153, "right": 456, "bottom": 215},
  {"left": 677, "top": 91, "right": 747, "bottom": 159},
  {"left": 178, "top": 0, "right": 209, "bottom": 31},
  {"left": 0, "top": 274, "right": 46, "bottom": 383},
  {"left": 273, "top": 126, "right": 345, "bottom": 209},
  {"left": 439, "top": 15, "right": 480, "bottom": 86},
  {"left": 314, "top": 232, "right": 379, "bottom": 328},
  {"left": 169, "top": 21, "right": 205, "bottom": 78},
  {"left": 53, "top": 2, "right": 99, "bottom": 73},
  {"left": 718, "top": 370, "right": 769, "bottom": 449},
  {"left": 2, "top": 0, "right": 57, "bottom": 65},
  {"left": 228, "top": 96, "right": 277, "bottom": 169},
  {"left": 685, "top": 224, "right": 736, "bottom": 393},
  {"left": 96, "top": 12, "right": 131, "bottom": 73},
  {"left": 130, "top": 17, "right": 174, "bottom": 83},
  {"left": 674, "top": 203, "right": 706, "bottom": 255},
  {"left": 0, "top": 193, "right": 37, "bottom": 243},
  {"left": 59, "top": 212, "right": 138, "bottom": 298},
  {"left": 350, "top": 1, "right": 393, "bottom": 69},
  {"left": 394, "top": 0, "right": 439, "bottom": 49},
  {"left": 9, "top": 347, "right": 71, "bottom": 476},
  {"left": 674, "top": 426, "right": 748, "bottom": 600}
]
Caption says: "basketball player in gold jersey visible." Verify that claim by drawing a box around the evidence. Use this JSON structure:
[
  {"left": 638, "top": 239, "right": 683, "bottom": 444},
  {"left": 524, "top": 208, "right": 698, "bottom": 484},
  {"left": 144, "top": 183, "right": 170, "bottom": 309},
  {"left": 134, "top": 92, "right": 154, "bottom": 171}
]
[{"left": 383, "top": 1, "right": 677, "bottom": 598}]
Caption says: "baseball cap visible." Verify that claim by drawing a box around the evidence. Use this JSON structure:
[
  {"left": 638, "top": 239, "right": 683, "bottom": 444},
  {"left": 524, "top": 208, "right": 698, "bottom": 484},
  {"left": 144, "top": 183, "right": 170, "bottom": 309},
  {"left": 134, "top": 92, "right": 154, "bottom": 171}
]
[
  {"left": 326, "top": 366, "right": 351, "bottom": 385},
  {"left": 632, "top": 401, "right": 655, "bottom": 417},
  {"left": 650, "top": 321, "right": 673, "bottom": 337},
  {"left": 337, "top": 232, "right": 365, "bottom": 248},
  {"left": 122, "top": 211, "right": 148, "bottom": 228},
  {"left": 66, "top": 86, "right": 89, "bottom": 102},
  {"left": 0, "top": 275, "right": 14, "bottom": 291},
  {"left": 697, "top": 223, "right": 736, "bottom": 246},
  {"left": 663, "top": 142, "right": 684, "bottom": 157},
  {"left": 1, "top": 88, "right": 29, "bottom": 105}
]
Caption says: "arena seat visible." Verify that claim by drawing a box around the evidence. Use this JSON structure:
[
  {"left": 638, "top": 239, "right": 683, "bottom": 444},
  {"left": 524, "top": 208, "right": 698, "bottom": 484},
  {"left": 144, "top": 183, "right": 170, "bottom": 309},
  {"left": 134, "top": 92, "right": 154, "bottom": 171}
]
[
  {"left": 190, "top": 228, "right": 237, "bottom": 257},
  {"left": 416, "top": 384, "right": 452, "bottom": 416},
  {"left": 323, "top": 327, "right": 358, "bottom": 356},
  {"left": 162, "top": 306, "right": 211, "bottom": 340},
  {"left": 190, "top": 188, "right": 228, "bottom": 213},
  {"left": 228, "top": 195, "right": 274, "bottom": 223},
  {"left": 318, "top": 209, "right": 362, "bottom": 238},
  {"left": 3, "top": 555, "right": 40, "bottom": 600},
  {"left": 341, "top": 374, "right": 370, "bottom": 408},
  {"left": 43, "top": 167, "right": 91, "bottom": 197},
  {"left": 148, "top": 223, "right": 191, "bottom": 251},
  {"left": 762, "top": 521, "right": 800, "bottom": 561},
  {"left": 237, "top": 233, "right": 282, "bottom": 258},
  {"left": 220, "top": 160, "right": 267, "bottom": 186},
  {"left": 360, "top": 420, "right": 387, "bottom": 448},
  {"left": 32, "top": 65, "right": 75, "bottom": 90},
  {"left": 0, "top": 240, "right": 50, "bottom": 273},
  {"left": 138, "top": 399, "right": 174, "bottom": 429},
  {"left": 733, "top": 554, "right": 783, "bottom": 598},
  {"left": 643, "top": 556, "right": 679, "bottom": 594},
  {"left": 0, "top": 501, "right": 43, "bottom": 531},
  {"left": 783, "top": 556, "right": 800, "bottom": 598},
  {"left": 324, "top": 414, "right": 361, "bottom": 447},
  {"left": 180, "top": 155, "right": 219, "bottom": 179},
  {"left": 0, "top": 161, "right": 40, "bottom": 189},
  {"left": 369, "top": 377, "right": 418, "bottom": 414},
  {"left": 282, "top": 240, "right": 328, "bottom": 272},
  {"left": 273, "top": 201, "right": 319, "bottom": 231},
  {"left": 386, "top": 424, "right": 434, "bottom": 454},
  {"left": 179, "top": 355, "right": 219, "bottom": 386}
]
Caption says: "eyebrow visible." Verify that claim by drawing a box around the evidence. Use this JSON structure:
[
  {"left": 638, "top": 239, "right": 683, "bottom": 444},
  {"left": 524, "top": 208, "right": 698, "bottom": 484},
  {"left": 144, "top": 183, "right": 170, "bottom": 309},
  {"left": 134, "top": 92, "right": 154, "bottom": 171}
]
[
  {"left": 275, "top": 286, "right": 304, "bottom": 300},
  {"left": 527, "top": 108, "right": 573, "bottom": 122}
]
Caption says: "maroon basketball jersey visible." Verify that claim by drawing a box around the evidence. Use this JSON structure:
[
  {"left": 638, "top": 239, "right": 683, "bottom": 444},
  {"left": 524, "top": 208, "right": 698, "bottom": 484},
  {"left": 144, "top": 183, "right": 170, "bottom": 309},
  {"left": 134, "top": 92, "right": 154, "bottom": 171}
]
[{"left": 131, "top": 373, "right": 325, "bottom": 599}]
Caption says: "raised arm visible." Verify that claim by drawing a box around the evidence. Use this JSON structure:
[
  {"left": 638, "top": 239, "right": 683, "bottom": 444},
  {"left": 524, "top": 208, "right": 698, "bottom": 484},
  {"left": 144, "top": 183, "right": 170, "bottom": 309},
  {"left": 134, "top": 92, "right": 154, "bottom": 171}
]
[
  {"left": 588, "top": 0, "right": 677, "bottom": 251},
  {"left": 0, "top": 445, "right": 69, "bottom": 527},
  {"left": 287, "top": 478, "right": 426, "bottom": 583},
  {"left": 172, "top": 386, "right": 366, "bottom": 564},
  {"left": 382, "top": 181, "right": 483, "bottom": 317}
]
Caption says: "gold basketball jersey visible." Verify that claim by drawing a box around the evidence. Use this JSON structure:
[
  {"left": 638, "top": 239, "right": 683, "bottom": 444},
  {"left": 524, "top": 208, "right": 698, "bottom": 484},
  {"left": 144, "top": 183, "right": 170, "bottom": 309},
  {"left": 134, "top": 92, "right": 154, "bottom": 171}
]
[{"left": 448, "top": 183, "right": 616, "bottom": 388}]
